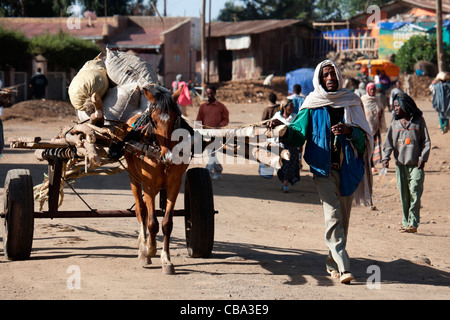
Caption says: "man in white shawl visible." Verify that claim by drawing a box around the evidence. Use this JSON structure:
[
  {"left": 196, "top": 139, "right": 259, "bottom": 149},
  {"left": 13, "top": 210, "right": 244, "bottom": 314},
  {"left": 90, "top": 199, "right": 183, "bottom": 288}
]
[{"left": 278, "top": 60, "right": 373, "bottom": 284}]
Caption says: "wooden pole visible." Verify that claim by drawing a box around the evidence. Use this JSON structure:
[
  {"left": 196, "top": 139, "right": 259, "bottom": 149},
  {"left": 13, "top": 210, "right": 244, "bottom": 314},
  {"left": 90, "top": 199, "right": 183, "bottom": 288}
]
[
  {"left": 436, "top": 0, "right": 446, "bottom": 72},
  {"left": 207, "top": 0, "right": 211, "bottom": 84},
  {"left": 201, "top": 0, "right": 206, "bottom": 98}
]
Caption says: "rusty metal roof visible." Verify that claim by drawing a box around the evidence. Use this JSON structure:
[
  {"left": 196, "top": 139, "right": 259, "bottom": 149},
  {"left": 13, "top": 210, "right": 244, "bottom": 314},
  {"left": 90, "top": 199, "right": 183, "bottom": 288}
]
[
  {"left": 0, "top": 17, "right": 107, "bottom": 39},
  {"left": 402, "top": 0, "right": 450, "bottom": 13},
  {"left": 209, "top": 19, "right": 305, "bottom": 37},
  {"left": 0, "top": 16, "right": 192, "bottom": 49}
]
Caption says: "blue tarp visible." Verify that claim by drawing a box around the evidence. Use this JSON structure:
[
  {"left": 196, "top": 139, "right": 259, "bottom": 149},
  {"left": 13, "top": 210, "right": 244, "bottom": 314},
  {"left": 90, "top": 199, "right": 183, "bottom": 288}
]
[
  {"left": 286, "top": 68, "right": 315, "bottom": 96},
  {"left": 378, "top": 20, "right": 450, "bottom": 31},
  {"left": 377, "top": 21, "right": 407, "bottom": 30}
]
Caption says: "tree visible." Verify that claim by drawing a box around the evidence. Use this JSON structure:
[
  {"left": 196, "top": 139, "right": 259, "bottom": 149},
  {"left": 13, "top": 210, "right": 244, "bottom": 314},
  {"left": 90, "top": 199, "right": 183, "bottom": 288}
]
[
  {"left": 395, "top": 34, "right": 450, "bottom": 73},
  {"left": 0, "top": 0, "right": 157, "bottom": 17},
  {"left": 218, "top": 0, "right": 315, "bottom": 21},
  {"left": 0, "top": 25, "right": 30, "bottom": 69},
  {"left": 127, "top": 0, "right": 157, "bottom": 15},
  {"left": 218, "top": 0, "right": 391, "bottom": 22},
  {"left": 29, "top": 31, "right": 101, "bottom": 70}
]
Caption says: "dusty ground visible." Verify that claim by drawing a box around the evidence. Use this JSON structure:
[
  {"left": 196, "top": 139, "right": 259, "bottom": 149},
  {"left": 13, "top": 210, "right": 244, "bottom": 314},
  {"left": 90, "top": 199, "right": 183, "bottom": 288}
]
[{"left": 0, "top": 96, "right": 448, "bottom": 301}]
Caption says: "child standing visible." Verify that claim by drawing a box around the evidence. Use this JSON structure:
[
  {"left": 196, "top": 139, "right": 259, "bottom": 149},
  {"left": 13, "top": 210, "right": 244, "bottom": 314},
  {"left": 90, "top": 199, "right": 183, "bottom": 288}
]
[{"left": 382, "top": 92, "right": 431, "bottom": 233}]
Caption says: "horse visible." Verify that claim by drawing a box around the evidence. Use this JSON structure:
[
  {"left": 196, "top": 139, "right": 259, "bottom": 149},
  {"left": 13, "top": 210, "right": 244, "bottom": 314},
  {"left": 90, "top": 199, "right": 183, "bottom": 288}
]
[{"left": 123, "top": 84, "right": 191, "bottom": 274}]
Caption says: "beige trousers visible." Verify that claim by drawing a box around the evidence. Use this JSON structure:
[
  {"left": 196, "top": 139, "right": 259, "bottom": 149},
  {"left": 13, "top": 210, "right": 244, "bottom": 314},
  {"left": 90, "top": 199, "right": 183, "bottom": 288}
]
[{"left": 313, "top": 169, "right": 353, "bottom": 273}]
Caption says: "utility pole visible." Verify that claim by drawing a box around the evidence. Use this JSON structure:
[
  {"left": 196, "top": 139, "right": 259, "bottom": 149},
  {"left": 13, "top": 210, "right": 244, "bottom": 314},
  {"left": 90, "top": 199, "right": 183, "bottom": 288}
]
[
  {"left": 207, "top": 0, "right": 211, "bottom": 84},
  {"left": 164, "top": 0, "right": 167, "bottom": 17},
  {"left": 201, "top": 0, "right": 206, "bottom": 98},
  {"left": 436, "top": 0, "right": 446, "bottom": 72}
]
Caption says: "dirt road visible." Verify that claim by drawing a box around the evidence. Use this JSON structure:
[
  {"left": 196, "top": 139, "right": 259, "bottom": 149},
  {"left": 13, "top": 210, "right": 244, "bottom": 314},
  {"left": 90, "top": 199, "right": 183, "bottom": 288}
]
[{"left": 0, "top": 97, "right": 448, "bottom": 301}]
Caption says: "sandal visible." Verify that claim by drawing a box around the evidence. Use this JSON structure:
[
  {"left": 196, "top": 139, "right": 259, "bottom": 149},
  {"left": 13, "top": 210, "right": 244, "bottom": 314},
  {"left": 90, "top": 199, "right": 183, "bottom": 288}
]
[
  {"left": 327, "top": 269, "right": 340, "bottom": 279},
  {"left": 406, "top": 226, "right": 417, "bottom": 233},
  {"left": 340, "top": 271, "right": 354, "bottom": 284}
]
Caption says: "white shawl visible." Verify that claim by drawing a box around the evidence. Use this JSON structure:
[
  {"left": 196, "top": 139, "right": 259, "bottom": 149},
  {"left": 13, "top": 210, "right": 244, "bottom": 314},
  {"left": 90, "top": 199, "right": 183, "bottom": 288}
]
[{"left": 302, "top": 60, "right": 374, "bottom": 206}]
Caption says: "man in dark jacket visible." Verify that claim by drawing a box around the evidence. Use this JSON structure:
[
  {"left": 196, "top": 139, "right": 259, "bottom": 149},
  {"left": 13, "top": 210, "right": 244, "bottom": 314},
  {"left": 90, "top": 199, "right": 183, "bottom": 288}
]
[{"left": 29, "top": 68, "right": 48, "bottom": 99}]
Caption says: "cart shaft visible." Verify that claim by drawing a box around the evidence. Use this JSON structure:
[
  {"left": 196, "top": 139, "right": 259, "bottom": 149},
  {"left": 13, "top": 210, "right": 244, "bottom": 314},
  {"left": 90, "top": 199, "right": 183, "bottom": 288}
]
[{"left": 31, "top": 209, "right": 187, "bottom": 219}]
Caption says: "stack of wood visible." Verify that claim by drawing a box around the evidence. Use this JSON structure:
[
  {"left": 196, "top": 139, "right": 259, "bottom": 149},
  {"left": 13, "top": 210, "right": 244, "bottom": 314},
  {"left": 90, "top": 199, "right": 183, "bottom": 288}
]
[{"left": 0, "top": 88, "right": 15, "bottom": 107}]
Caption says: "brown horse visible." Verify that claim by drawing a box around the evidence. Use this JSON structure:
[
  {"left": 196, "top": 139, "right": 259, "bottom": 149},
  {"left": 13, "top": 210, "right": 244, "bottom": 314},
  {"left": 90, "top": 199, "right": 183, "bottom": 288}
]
[{"left": 123, "top": 84, "right": 190, "bottom": 274}]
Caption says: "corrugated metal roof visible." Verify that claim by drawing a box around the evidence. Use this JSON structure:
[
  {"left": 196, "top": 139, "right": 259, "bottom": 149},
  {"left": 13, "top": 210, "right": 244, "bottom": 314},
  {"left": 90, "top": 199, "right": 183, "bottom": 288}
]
[
  {"left": 109, "top": 26, "right": 163, "bottom": 47},
  {"left": 0, "top": 16, "right": 193, "bottom": 49},
  {"left": 403, "top": 0, "right": 450, "bottom": 13},
  {"left": 209, "top": 19, "right": 304, "bottom": 37},
  {"left": 0, "top": 17, "right": 106, "bottom": 39}
]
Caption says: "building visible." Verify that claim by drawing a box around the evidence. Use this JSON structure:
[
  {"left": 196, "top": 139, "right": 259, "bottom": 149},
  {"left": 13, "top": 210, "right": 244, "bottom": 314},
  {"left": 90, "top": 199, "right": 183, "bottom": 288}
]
[
  {"left": 206, "top": 19, "right": 313, "bottom": 82},
  {"left": 351, "top": 0, "right": 450, "bottom": 57},
  {"left": 312, "top": 0, "right": 450, "bottom": 59},
  {"left": 0, "top": 15, "right": 199, "bottom": 100}
]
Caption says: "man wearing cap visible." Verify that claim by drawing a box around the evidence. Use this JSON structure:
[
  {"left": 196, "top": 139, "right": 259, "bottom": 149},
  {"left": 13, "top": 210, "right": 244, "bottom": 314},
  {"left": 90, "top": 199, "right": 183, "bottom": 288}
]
[{"left": 277, "top": 60, "right": 373, "bottom": 284}]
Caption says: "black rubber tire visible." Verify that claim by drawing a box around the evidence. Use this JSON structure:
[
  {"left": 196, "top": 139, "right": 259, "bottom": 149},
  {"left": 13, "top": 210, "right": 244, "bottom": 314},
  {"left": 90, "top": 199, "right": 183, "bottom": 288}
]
[
  {"left": 3, "top": 169, "right": 34, "bottom": 260},
  {"left": 184, "top": 168, "right": 215, "bottom": 258}
]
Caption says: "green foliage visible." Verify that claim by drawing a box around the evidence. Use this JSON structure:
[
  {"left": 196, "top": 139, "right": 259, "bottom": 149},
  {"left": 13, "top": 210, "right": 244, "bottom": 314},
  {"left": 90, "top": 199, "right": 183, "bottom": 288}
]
[
  {"left": 0, "top": 25, "right": 100, "bottom": 70},
  {"left": 218, "top": 0, "right": 391, "bottom": 22},
  {"left": 0, "top": 0, "right": 157, "bottom": 17},
  {"left": 217, "top": 0, "right": 316, "bottom": 22},
  {"left": 394, "top": 34, "right": 450, "bottom": 73},
  {"left": 0, "top": 25, "right": 30, "bottom": 68},
  {"left": 29, "top": 32, "right": 101, "bottom": 70}
]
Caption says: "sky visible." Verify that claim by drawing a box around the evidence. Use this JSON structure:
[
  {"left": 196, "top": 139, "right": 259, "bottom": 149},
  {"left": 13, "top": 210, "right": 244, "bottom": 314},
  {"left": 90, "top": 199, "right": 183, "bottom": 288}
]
[{"left": 156, "top": 0, "right": 238, "bottom": 20}]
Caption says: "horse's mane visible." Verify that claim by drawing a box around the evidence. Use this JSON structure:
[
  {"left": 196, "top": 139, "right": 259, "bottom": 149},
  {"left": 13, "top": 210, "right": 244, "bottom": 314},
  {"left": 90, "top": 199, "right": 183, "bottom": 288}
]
[{"left": 151, "top": 86, "right": 181, "bottom": 118}]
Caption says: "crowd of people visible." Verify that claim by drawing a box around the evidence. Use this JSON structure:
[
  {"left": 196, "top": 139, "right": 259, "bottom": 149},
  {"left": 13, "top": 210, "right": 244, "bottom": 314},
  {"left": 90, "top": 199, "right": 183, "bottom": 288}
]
[
  {"left": 188, "top": 59, "right": 445, "bottom": 285},
  {"left": 6, "top": 60, "right": 442, "bottom": 286}
]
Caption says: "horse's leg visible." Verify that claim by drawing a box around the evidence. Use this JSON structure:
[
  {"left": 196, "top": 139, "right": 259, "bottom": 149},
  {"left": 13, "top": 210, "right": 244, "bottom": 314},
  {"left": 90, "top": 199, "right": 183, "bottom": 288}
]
[
  {"left": 129, "top": 176, "right": 151, "bottom": 265},
  {"left": 161, "top": 194, "right": 176, "bottom": 275},
  {"left": 143, "top": 185, "right": 159, "bottom": 259},
  {"left": 160, "top": 166, "right": 188, "bottom": 275},
  {"left": 125, "top": 154, "right": 151, "bottom": 265}
]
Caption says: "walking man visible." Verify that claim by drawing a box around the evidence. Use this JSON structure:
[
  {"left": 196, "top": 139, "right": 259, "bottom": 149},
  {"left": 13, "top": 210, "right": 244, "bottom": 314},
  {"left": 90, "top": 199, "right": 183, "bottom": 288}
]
[{"left": 278, "top": 60, "right": 373, "bottom": 284}]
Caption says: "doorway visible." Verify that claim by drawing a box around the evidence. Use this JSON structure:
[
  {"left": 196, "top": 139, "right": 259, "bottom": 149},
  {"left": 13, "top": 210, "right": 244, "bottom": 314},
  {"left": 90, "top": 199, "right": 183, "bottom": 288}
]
[{"left": 218, "top": 50, "right": 233, "bottom": 82}]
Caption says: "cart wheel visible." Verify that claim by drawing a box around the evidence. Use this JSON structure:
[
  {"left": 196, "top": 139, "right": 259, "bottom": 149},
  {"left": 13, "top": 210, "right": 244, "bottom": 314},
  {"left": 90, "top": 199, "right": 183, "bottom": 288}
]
[
  {"left": 184, "top": 168, "right": 215, "bottom": 258},
  {"left": 2, "top": 169, "right": 34, "bottom": 260}
]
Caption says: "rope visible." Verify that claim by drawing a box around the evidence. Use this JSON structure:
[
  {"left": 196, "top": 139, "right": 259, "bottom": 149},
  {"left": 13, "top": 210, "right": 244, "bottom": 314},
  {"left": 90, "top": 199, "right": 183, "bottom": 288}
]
[{"left": 181, "top": 115, "right": 271, "bottom": 130}]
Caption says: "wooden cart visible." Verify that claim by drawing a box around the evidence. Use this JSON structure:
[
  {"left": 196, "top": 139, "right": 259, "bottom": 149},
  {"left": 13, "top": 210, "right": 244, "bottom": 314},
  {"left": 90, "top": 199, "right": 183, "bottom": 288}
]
[{"left": 2, "top": 134, "right": 216, "bottom": 261}]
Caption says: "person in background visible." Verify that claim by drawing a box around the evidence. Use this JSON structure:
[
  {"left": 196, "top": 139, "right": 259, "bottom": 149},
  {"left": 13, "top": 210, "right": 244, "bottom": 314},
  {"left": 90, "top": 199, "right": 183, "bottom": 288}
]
[
  {"left": 354, "top": 82, "right": 366, "bottom": 97},
  {"left": 172, "top": 74, "right": 191, "bottom": 116},
  {"left": 277, "top": 60, "right": 373, "bottom": 284},
  {"left": 262, "top": 92, "right": 280, "bottom": 121},
  {"left": 288, "top": 84, "right": 305, "bottom": 114},
  {"left": 196, "top": 86, "right": 229, "bottom": 180},
  {"left": 362, "top": 82, "right": 387, "bottom": 173},
  {"left": 430, "top": 71, "right": 450, "bottom": 134},
  {"left": 29, "top": 68, "right": 48, "bottom": 99},
  {"left": 0, "top": 79, "right": 4, "bottom": 158},
  {"left": 268, "top": 99, "right": 300, "bottom": 193},
  {"left": 382, "top": 92, "right": 431, "bottom": 233},
  {"left": 376, "top": 83, "right": 389, "bottom": 112},
  {"left": 389, "top": 80, "right": 403, "bottom": 112}
]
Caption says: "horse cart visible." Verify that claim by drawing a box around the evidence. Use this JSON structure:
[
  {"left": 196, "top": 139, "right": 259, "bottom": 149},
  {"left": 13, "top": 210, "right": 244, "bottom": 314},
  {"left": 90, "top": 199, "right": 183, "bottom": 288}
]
[{"left": 2, "top": 93, "right": 216, "bottom": 270}]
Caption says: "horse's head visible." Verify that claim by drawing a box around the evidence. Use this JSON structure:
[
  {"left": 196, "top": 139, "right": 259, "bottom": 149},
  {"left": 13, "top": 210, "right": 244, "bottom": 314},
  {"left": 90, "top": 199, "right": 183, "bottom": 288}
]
[{"left": 142, "top": 84, "right": 184, "bottom": 162}]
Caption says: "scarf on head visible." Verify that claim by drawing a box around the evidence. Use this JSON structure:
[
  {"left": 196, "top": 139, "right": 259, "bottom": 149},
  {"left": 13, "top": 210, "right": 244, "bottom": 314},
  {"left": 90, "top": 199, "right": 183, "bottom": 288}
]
[
  {"left": 393, "top": 91, "right": 422, "bottom": 120},
  {"left": 301, "top": 60, "right": 374, "bottom": 206},
  {"left": 366, "top": 82, "right": 376, "bottom": 94}
]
